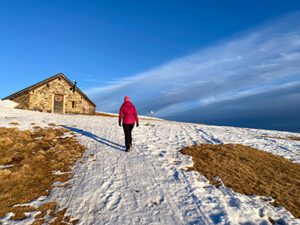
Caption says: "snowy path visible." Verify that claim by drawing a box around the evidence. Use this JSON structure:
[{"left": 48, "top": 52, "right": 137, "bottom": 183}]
[
  {"left": 53, "top": 121, "right": 211, "bottom": 225},
  {"left": 0, "top": 106, "right": 300, "bottom": 224}
]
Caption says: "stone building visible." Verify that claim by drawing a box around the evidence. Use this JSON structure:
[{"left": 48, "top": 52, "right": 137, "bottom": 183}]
[{"left": 2, "top": 73, "right": 96, "bottom": 114}]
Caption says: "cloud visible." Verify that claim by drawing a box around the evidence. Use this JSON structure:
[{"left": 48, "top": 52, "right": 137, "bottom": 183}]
[
  {"left": 167, "top": 81, "right": 300, "bottom": 132},
  {"left": 85, "top": 12, "right": 300, "bottom": 130}
]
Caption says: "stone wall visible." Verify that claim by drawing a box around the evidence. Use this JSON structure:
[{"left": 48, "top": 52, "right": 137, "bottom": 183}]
[
  {"left": 26, "top": 77, "right": 95, "bottom": 114},
  {"left": 13, "top": 93, "right": 30, "bottom": 110},
  {"left": 65, "top": 86, "right": 95, "bottom": 114},
  {"left": 28, "top": 87, "right": 52, "bottom": 112}
]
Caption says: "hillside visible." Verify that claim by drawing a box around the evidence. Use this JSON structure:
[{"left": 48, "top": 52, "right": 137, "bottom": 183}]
[{"left": 0, "top": 103, "right": 300, "bottom": 225}]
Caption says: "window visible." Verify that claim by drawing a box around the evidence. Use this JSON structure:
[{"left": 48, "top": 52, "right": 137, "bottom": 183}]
[{"left": 72, "top": 101, "right": 76, "bottom": 108}]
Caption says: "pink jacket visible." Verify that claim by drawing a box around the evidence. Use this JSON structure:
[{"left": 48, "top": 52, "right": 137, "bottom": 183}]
[{"left": 119, "top": 100, "right": 139, "bottom": 125}]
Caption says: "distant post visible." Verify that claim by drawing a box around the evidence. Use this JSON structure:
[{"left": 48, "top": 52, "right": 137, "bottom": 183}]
[{"left": 150, "top": 110, "right": 154, "bottom": 117}]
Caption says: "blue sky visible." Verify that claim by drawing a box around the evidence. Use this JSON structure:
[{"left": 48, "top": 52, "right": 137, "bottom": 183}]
[{"left": 1, "top": 1, "right": 300, "bottom": 131}]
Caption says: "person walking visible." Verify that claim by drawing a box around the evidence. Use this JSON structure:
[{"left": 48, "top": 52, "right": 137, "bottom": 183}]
[{"left": 118, "top": 96, "right": 139, "bottom": 152}]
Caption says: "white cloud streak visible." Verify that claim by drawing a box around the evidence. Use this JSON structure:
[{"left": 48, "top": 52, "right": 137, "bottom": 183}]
[{"left": 85, "top": 12, "right": 300, "bottom": 117}]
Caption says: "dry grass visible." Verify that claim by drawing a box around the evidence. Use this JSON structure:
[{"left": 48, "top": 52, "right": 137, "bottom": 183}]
[
  {"left": 11, "top": 206, "right": 35, "bottom": 220},
  {"left": 287, "top": 136, "right": 300, "bottom": 141},
  {"left": 145, "top": 123, "right": 155, "bottom": 127},
  {"left": 9, "top": 122, "right": 19, "bottom": 126},
  {"left": 51, "top": 208, "right": 79, "bottom": 225},
  {"left": 32, "top": 202, "right": 78, "bottom": 225},
  {"left": 263, "top": 135, "right": 300, "bottom": 141},
  {"left": 48, "top": 123, "right": 57, "bottom": 127},
  {"left": 0, "top": 127, "right": 86, "bottom": 221},
  {"left": 32, "top": 125, "right": 42, "bottom": 130},
  {"left": 95, "top": 112, "right": 118, "bottom": 117},
  {"left": 181, "top": 144, "right": 300, "bottom": 218},
  {"left": 35, "top": 202, "right": 57, "bottom": 219}
]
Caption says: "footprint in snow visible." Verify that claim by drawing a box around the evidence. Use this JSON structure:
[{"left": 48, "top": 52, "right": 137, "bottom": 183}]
[
  {"left": 151, "top": 196, "right": 164, "bottom": 206},
  {"left": 159, "top": 151, "right": 167, "bottom": 157}
]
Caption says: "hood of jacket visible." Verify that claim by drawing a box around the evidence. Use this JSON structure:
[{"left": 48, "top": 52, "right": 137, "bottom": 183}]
[{"left": 124, "top": 96, "right": 130, "bottom": 102}]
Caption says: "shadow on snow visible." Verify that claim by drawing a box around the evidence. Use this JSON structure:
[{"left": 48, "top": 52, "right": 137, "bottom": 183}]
[{"left": 62, "top": 125, "right": 126, "bottom": 152}]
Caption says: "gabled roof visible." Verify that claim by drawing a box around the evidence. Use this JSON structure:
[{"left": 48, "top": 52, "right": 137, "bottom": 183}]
[{"left": 2, "top": 73, "right": 96, "bottom": 107}]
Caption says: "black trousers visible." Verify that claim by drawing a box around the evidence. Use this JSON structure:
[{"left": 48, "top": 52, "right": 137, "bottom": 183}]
[{"left": 123, "top": 124, "right": 134, "bottom": 149}]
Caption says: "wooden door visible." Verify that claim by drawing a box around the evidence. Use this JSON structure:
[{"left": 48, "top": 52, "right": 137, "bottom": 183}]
[{"left": 53, "top": 94, "right": 64, "bottom": 113}]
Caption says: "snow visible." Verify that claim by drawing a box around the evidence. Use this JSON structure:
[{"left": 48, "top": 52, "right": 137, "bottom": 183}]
[
  {"left": 0, "top": 165, "right": 13, "bottom": 170},
  {"left": 0, "top": 99, "right": 18, "bottom": 108},
  {"left": 0, "top": 106, "right": 299, "bottom": 225}
]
